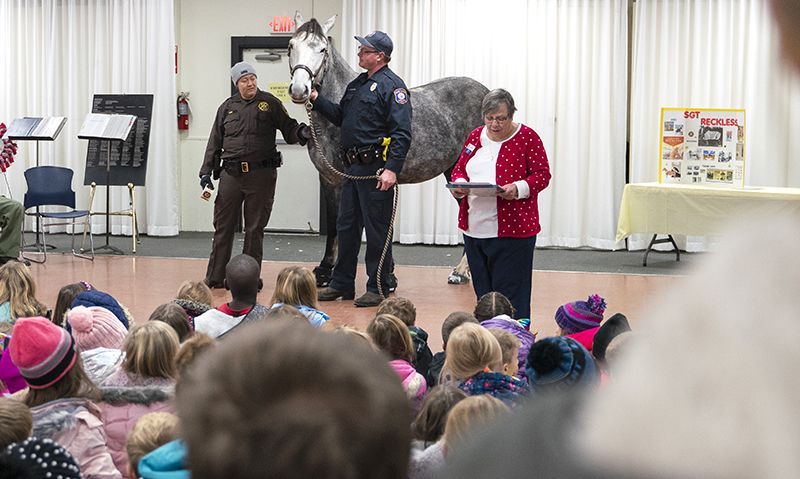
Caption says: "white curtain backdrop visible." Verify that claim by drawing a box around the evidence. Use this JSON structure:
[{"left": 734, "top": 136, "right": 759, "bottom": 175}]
[
  {"left": 0, "top": 0, "right": 179, "bottom": 236},
  {"left": 340, "top": 0, "right": 629, "bottom": 248},
  {"left": 629, "top": 0, "right": 800, "bottom": 250}
]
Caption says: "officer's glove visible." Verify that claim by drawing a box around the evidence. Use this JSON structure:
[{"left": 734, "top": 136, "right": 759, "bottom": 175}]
[
  {"left": 297, "top": 124, "right": 311, "bottom": 146},
  {"left": 200, "top": 174, "right": 214, "bottom": 191}
]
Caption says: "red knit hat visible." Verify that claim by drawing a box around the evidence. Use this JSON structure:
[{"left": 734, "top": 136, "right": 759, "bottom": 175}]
[{"left": 9, "top": 317, "right": 77, "bottom": 389}]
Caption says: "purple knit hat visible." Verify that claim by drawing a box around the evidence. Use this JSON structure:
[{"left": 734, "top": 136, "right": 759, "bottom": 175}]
[{"left": 554, "top": 294, "right": 607, "bottom": 334}]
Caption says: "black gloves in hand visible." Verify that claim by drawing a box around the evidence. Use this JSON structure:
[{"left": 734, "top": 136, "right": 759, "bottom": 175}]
[
  {"left": 297, "top": 124, "right": 311, "bottom": 146},
  {"left": 200, "top": 174, "right": 214, "bottom": 190}
]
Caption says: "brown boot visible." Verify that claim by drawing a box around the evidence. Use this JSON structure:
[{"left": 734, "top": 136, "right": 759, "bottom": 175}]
[
  {"left": 318, "top": 287, "right": 356, "bottom": 301},
  {"left": 353, "top": 291, "right": 385, "bottom": 307}
]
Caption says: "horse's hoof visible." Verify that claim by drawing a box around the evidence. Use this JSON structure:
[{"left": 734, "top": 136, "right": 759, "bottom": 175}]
[{"left": 447, "top": 271, "right": 470, "bottom": 285}]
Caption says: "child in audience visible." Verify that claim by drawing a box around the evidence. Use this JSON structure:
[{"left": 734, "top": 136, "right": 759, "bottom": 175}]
[
  {"left": 0, "top": 328, "right": 26, "bottom": 395},
  {"left": 526, "top": 336, "right": 598, "bottom": 392},
  {"left": 411, "top": 385, "right": 467, "bottom": 451},
  {"left": 174, "top": 280, "right": 213, "bottom": 323},
  {"left": 330, "top": 325, "right": 375, "bottom": 347},
  {"left": 270, "top": 265, "right": 330, "bottom": 327},
  {"left": 409, "top": 395, "right": 509, "bottom": 479},
  {"left": 101, "top": 321, "right": 179, "bottom": 388},
  {"left": 0, "top": 261, "right": 49, "bottom": 323},
  {"left": 194, "top": 254, "right": 270, "bottom": 338},
  {"left": 10, "top": 317, "right": 121, "bottom": 478},
  {"left": 487, "top": 329, "right": 521, "bottom": 378},
  {"left": 592, "top": 313, "right": 631, "bottom": 365},
  {"left": 148, "top": 303, "right": 193, "bottom": 342},
  {"left": 263, "top": 304, "right": 313, "bottom": 324},
  {"left": 429, "top": 312, "right": 479, "bottom": 386},
  {"left": 67, "top": 305, "right": 128, "bottom": 384},
  {"left": 72, "top": 289, "right": 132, "bottom": 330},
  {"left": 176, "top": 321, "right": 411, "bottom": 479},
  {"left": 53, "top": 281, "right": 93, "bottom": 327},
  {"left": 0, "top": 397, "right": 31, "bottom": 448},
  {"left": 174, "top": 332, "right": 215, "bottom": 382},
  {"left": 125, "top": 412, "right": 179, "bottom": 479},
  {"left": 554, "top": 294, "right": 607, "bottom": 350},
  {"left": 0, "top": 437, "right": 83, "bottom": 479},
  {"left": 443, "top": 323, "right": 527, "bottom": 406},
  {"left": 477, "top": 291, "right": 536, "bottom": 382},
  {"left": 367, "top": 313, "right": 428, "bottom": 414},
  {"left": 378, "top": 297, "right": 434, "bottom": 384}
]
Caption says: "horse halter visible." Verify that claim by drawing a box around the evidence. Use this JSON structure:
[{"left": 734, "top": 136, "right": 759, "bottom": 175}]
[{"left": 288, "top": 45, "right": 328, "bottom": 88}]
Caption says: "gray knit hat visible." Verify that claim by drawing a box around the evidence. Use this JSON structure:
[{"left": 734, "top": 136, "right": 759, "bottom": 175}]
[{"left": 231, "top": 62, "right": 257, "bottom": 85}]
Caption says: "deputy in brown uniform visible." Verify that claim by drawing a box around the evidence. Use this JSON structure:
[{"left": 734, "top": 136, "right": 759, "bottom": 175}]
[{"left": 200, "top": 62, "right": 310, "bottom": 287}]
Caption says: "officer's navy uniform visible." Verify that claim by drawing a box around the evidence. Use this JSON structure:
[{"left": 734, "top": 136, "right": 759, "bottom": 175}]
[
  {"left": 313, "top": 65, "right": 412, "bottom": 296},
  {"left": 201, "top": 89, "right": 306, "bottom": 286}
]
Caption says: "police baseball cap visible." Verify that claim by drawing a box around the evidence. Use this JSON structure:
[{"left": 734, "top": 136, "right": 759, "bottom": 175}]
[
  {"left": 355, "top": 31, "right": 393, "bottom": 57},
  {"left": 231, "top": 61, "right": 257, "bottom": 85}
]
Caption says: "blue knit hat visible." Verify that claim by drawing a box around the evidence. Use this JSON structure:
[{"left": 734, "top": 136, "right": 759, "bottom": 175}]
[
  {"left": 525, "top": 336, "right": 597, "bottom": 391},
  {"left": 71, "top": 290, "right": 129, "bottom": 330}
]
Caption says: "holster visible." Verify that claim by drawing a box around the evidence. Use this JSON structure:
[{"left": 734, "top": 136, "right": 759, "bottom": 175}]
[
  {"left": 212, "top": 152, "right": 222, "bottom": 180},
  {"left": 344, "top": 145, "right": 382, "bottom": 167}
]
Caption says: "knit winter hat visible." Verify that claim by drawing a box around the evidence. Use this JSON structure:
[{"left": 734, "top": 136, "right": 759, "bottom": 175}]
[
  {"left": 67, "top": 305, "right": 127, "bottom": 351},
  {"left": 71, "top": 290, "right": 129, "bottom": 329},
  {"left": 526, "top": 336, "right": 597, "bottom": 392},
  {"left": 230, "top": 61, "right": 257, "bottom": 85},
  {"left": 592, "top": 313, "right": 632, "bottom": 362},
  {"left": 554, "top": 294, "right": 607, "bottom": 334},
  {"left": 9, "top": 317, "right": 77, "bottom": 390},
  {"left": 0, "top": 437, "right": 82, "bottom": 479}
]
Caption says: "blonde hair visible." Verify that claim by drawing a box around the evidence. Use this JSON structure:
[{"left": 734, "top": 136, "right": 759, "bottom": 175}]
[
  {"left": 0, "top": 398, "right": 32, "bottom": 448},
  {"left": 376, "top": 297, "right": 416, "bottom": 326},
  {"left": 126, "top": 412, "right": 179, "bottom": 473},
  {"left": 488, "top": 328, "right": 521, "bottom": 366},
  {"left": 443, "top": 395, "right": 509, "bottom": 456},
  {"left": 123, "top": 321, "right": 180, "bottom": 379},
  {"left": 331, "top": 325, "right": 375, "bottom": 349},
  {"left": 0, "top": 262, "right": 48, "bottom": 320},
  {"left": 366, "top": 314, "right": 414, "bottom": 362},
  {"left": 443, "top": 323, "right": 503, "bottom": 380},
  {"left": 175, "top": 332, "right": 216, "bottom": 381},
  {"left": 269, "top": 266, "right": 318, "bottom": 309},
  {"left": 176, "top": 280, "right": 213, "bottom": 306}
]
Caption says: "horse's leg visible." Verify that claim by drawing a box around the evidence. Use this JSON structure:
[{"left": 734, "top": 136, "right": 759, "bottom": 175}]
[
  {"left": 314, "top": 175, "right": 340, "bottom": 287},
  {"left": 442, "top": 165, "right": 471, "bottom": 285}
]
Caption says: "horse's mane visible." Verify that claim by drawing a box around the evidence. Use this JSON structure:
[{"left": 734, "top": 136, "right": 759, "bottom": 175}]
[{"left": 296, "top": 18, "right": 326, "bottom": 41}]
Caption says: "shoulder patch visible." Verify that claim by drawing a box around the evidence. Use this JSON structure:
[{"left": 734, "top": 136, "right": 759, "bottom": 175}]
[
  {"left": 257, "top": 101, "right": 269, "bottom": 112},
  {"left": 393, "top": 88, "right": 409, "bottom": 105}
]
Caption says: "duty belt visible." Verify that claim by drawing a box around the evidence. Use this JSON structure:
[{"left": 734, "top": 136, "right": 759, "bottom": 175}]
[
  {"left": 344, "top": 145, "right": 383, "bottom": 166},
  {"left": 223, "top": 152, "right": 283, "bottom": 175}
]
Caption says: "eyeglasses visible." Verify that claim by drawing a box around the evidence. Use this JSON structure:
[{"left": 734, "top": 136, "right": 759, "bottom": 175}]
[
  {"left": 357, "top": 47, "right": 381, "bottom": 56},
  {"left": 484, "top": 115, "right": 509, "bottom": 124}
]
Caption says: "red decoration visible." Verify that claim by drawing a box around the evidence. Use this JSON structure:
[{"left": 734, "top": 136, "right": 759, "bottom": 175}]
[{"left": 0, "top": 123, "right": 17, "bottom": 173}]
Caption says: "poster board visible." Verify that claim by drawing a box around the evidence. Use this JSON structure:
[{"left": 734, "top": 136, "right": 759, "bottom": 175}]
[
  {"left": 659, "top": 108, "right": 746, "bottom": 187},
  {"left": 84, "top": 94, "right": 153, "bottom": 186}
]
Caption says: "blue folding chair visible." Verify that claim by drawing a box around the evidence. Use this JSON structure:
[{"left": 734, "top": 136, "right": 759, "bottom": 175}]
[{"left": 23, "top": 166, "right": 94, "bottom": 262}]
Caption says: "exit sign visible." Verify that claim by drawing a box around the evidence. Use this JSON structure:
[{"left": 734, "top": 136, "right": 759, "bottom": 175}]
[{"left": 269, "top": 16, "right": 296, "bottom": 34}]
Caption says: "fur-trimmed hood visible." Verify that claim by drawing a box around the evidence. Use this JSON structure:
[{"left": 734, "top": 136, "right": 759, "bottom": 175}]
[
  {"left": 31, "top": 397, "right": 102, "bottom": 439},
  {"left": 100, "top": 385, "right": 174, "bottom": 406}
]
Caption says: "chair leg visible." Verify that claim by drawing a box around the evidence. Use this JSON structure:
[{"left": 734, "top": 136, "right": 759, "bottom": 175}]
[
  {"left": 74, "top": 216, "right": 94, "bottom": 261},
  {"left": 24, "top": 218, "right": 46, "bottom": 264}
]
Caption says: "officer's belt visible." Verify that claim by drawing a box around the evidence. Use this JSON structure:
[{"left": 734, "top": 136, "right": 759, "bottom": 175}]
[
  {"left": 223, "top": 152, "right": 282, "bottom": 174},
  {"left": 344, "top": 145, "right": 384, "bottom": 166}
]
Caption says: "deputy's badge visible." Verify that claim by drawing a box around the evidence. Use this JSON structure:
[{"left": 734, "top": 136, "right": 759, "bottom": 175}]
[
  {"left": 258, "top": 101, "right": 269, "bottom": 112},
  {"left": 393, "top": 88, "right": 408, "bottom": 104},
  {"left": 370, "top": 83, "right": 377, "bottom": 92}
]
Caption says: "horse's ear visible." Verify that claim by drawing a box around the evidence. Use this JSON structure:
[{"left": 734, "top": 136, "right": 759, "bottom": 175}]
[
  {"left": 321, "top": 14, "right": 337, "bottom": 36},
  {"left": 294, "top": 11, "right": 305, "bottom": 28}
]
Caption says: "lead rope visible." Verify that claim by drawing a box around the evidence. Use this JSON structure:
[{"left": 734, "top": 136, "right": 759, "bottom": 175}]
[{"left": 305, "top": 101, "right": 398, "bottom": 298}]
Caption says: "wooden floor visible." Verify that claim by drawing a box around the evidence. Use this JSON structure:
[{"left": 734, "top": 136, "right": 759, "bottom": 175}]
[{"left": 27, "top": 254, "right": 683, "bottom": 352}]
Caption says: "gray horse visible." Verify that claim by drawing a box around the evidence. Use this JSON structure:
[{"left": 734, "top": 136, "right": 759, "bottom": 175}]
[{"left": 288, "top": 14, "right": 486, "bottom": 286}]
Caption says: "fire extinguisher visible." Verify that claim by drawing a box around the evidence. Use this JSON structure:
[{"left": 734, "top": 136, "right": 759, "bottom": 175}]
[{"left": 177, "top": 92, "right": 190, "bottom": 130}]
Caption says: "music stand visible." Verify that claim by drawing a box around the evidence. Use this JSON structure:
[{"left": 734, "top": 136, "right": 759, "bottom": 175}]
[
  {"left": 5, "top": 116, "right": 67, "bottom": 252},
  {"left": 77, "top": 113, "right": 136, "bottom": 255}
]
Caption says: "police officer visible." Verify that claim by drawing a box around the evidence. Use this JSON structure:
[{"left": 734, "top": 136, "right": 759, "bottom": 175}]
[
  {"left": 310, "top": 31, "right": 412, "bottom": 307},
  {"left": 200, "top": 62, "right": 310, "bottom": 288}
]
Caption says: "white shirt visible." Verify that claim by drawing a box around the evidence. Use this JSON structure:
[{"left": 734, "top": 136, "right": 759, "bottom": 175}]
[{"left": 457, "top": 125, "right": 529, "bottom": 238}]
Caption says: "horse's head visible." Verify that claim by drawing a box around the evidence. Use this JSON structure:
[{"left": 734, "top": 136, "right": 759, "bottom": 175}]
[{"left": 289, "top": 12, "right": 336, "bottom": 104}]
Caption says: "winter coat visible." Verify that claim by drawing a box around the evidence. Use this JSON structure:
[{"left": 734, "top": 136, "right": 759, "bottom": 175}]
[
  {"left": 100, "top": 385, "right": 174, "bottom": 478},
  {"left": 480, "top": 315, "right": 536, "bottom": 382},
  {"left": 390, "top": 359, "right": 427, "bottom": 415},
  {"left": 409, "top": 440, "right": 446, "bottom": 479},
  {"left": 82, "top": 348, "right": 126, "bottom": 385},
  {"left": 31, "top": 397, "right": 122, "bottom": 479},
  {"left": 566, "top": 326, "right": 600, "bottom": 351},
  {"left": 428, "top": 352, "right": 446, "bottom": 387},
  {"left": 409, "top": 325, "right": 435, "bottom": 386},
  {"left": 0, "top": 348, "right": 26, "bottom": 394},
  {"left": 459, "top": 371, "right": 528, "bottom": 407},
  {"left": 137, "top": 439, "right": 190, "bottom": 479},
  {"left": 194, "top": 304, "right": 270, "bottom": 339},
  {"left": 271, "top": 302, "right": 330, "bottom": 328}
]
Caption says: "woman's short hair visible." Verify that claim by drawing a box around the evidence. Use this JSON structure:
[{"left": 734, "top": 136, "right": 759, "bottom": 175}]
[
  {"left": 481, "top": 88, "right": 517, "bottom": 118},
  {"left": 270, "top": 266, "right": 318, "bottom": 309},
  {"left": 149, "top": 303, "right": 193, "bottom": 342},
  {"left": 176, "top": 280, "right": 213, "bottom": 306},
  {"left": 126, "top": 412, "right": 179, "bottom": 474},
  {"left": 122, "top": 321, "right": 180, "bottom": 379},
  {"left": 412, "top": 385, "right": 467, "bottom": 442},
  {"left": 443, "top": 395, "right": 509, "bottom": 456},
  {"left": 366, "top": 314, "right": 415, "bottom": 363},
  {"left": 442, "top": 323, "right": 503, "bottom": 380},
  {"left": 0, "top": 398, "right": 32, "bottom": 448}
]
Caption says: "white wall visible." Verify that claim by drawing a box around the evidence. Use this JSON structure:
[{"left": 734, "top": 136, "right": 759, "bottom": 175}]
[{"left": 176, "top": 0, "right": 342, "bottom": 231}]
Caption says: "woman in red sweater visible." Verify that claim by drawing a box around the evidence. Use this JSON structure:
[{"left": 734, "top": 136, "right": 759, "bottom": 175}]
[{"left": 449, "top": 89, "right": 551, "bottom": 319}]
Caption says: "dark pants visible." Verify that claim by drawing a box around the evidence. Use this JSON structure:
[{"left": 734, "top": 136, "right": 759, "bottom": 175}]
[
  {"left": 205, "top": 168, "right": 277, "bottom": 285},
  {"left": 329, "top": 175, "right": 394, "bottom": 295},
  {"left": 463, "top": 235, "right": 537, "bottom": 319}
]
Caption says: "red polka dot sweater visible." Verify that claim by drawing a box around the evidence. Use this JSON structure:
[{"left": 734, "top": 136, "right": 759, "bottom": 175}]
[{"left": 451, "top": 125, "right": 551, "bottom": 238}]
